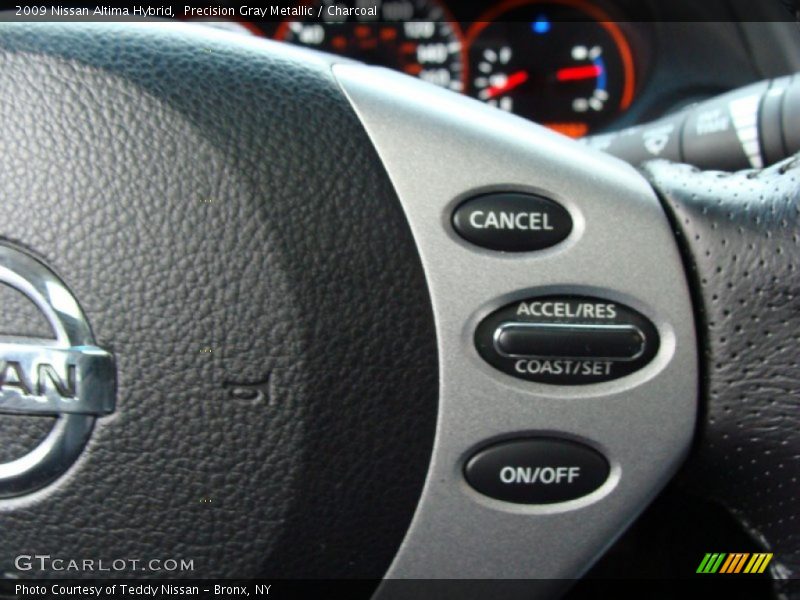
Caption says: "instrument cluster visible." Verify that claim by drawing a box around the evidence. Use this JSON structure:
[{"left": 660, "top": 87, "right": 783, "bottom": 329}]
[{"left": 189, "top": 0, "right": 645, "bottom": 137}]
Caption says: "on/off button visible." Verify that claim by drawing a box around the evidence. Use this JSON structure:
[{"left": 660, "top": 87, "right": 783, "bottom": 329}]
[{"left": 464, "top": 438, "right": 610, "bottom": 504}]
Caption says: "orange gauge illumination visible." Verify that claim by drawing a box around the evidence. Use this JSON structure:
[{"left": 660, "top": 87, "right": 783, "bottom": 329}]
[
  {"left": 466, "top": 0, "right": 636, "bottom": 137},
  {"left": 275, "top": 0, "right": 467, "bottom": 93}
]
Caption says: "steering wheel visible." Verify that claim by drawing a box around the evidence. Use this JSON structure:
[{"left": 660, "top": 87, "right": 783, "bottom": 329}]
[{"left": 0, "top": 23, "right": 797, "bottom": 598}]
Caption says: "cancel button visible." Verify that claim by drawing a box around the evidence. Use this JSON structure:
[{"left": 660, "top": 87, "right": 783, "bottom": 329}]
[
  {"left": 452, "top": 192, "right": 572, "bottom": 252},
  {"left": 465, "top": 438, "right": 609, "bottom": 504}
]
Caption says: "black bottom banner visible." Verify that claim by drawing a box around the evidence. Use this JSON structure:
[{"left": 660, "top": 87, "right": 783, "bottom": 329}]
[{"left": 0, "top": 578, "right": 795, "bottom": 600}]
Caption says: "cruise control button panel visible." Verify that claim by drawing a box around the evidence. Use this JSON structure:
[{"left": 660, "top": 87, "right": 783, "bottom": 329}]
[
  {"left": 452, "top": 192, "right": 572, "bottom": 252},
  {"left": 475, "top": 295, "right": 659, "bottom": 384},
  {"left": 465, "top": 438, "right": 610, "bottom": 504}
]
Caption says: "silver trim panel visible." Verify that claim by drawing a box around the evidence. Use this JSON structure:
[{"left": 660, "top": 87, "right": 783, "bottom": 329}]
[{"left": 334, "top": 65, "right": 697, "bottom": 590}]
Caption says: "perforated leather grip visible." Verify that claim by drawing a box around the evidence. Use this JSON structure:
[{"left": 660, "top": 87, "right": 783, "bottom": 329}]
[{"left": 642, "top": 154, "right": 800, "bottom": 594}]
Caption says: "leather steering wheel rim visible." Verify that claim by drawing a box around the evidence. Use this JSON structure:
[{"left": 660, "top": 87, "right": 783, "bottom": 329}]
[{"left": 643, "top": 154, "right": 800, "bottom": 594}]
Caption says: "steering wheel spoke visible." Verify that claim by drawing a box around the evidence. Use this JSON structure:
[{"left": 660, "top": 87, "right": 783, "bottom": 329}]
[{"left": 336, "top": 64, "right": 697, "bottom": 589}]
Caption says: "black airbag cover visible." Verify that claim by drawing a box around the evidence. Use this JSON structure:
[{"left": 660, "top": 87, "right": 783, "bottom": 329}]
[{"left": 0, "top": 24, "right": 436, "bottom": 578}]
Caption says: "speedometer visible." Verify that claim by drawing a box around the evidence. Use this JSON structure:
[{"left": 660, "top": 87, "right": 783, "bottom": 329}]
[
  {"left": 467, "top": 0, "right": 635, "bottom": 137},
  {"left": 275, "top": 0, "right": 466, "bottom": 92}
]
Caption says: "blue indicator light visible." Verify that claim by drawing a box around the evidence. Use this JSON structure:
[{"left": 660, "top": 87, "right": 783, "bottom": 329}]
[
  {"left": 532, "top": 16, "right": 551, "bottom": 35},
  {"left": 594, "top": 57, "right": 607, "bottom": 91}
]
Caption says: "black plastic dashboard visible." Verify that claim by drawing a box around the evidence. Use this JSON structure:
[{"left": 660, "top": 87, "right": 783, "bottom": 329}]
[{"left": 184, "top": 0, "right": 800, "bottom": 136}]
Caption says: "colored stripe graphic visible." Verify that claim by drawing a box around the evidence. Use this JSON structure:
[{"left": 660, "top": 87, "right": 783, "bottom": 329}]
[
  {"left": 719, "top": 554, "right": 736, "bottom": 573},
  {"left": 734, "top": 552, "right": 750, "bottom": 573},
  {"left": 698, "top": 552, "right": 774, "bottom": 574},
  {"left": 697, "top": 553, "right": 727, "bottom": 573},
  {"left": 732, "top": 553, "right": 749, "bottom": 573},
  {"left": 744, "top": 554, "right": 760, "bottom": 573},
  {"left": 696, "top": 553, "right": 713, "bottom": 573},
  {"left": 719, "top": 553, "right": 736, "bottom": 573},
  {"left": 744, "top": 553, "right": 774, "bottom": 574}
]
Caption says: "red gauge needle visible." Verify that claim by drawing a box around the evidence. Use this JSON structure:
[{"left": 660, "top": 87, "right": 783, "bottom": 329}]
[
  {"left": 556, "top": 64, "right": 603, "bottom": 82},
  {"left": 485, "top": 70, "right": 529, "bottom": 99}
]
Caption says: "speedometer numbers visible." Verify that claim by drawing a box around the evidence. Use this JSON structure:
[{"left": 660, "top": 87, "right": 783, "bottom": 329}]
[
  {"left": 467, "top": 0, "right": 635, "bottom": 137},
  {"left": 473, "top": 43, "right": 612, "bottom": 129},
  {"left": 276, "top": 0, "right": 467, "bottom": 93},
  {"left": 274, "top": 0, "right": 635, "bottom": 136}
]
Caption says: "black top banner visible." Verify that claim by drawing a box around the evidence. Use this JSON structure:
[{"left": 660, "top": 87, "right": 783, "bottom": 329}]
[{"left": 0, "top": 0, "right": 798, "bottom": 23}]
